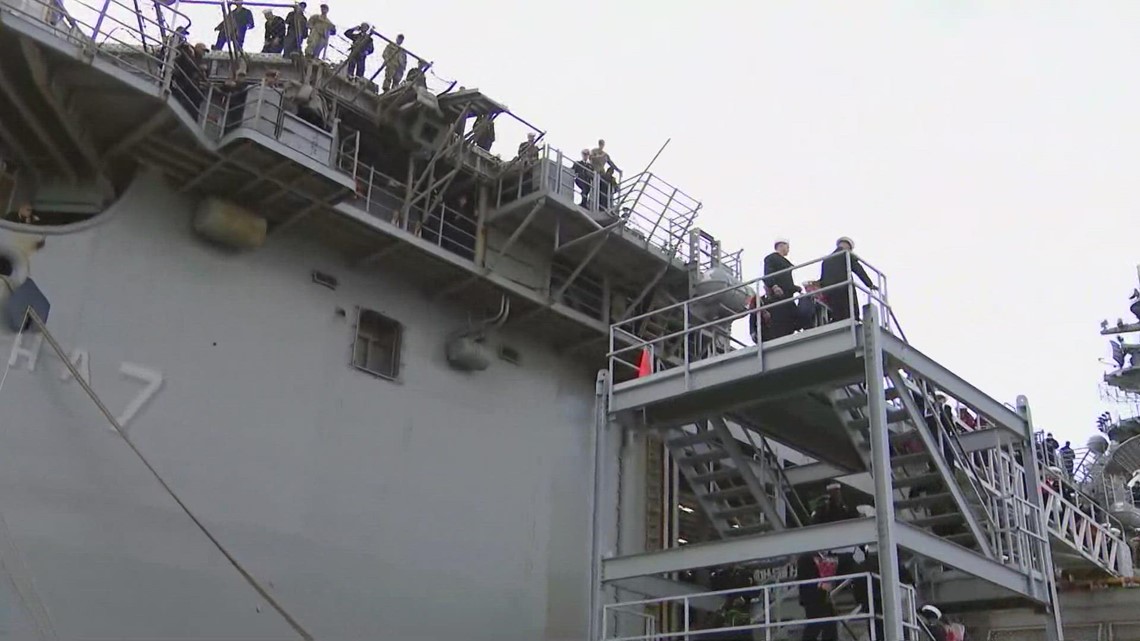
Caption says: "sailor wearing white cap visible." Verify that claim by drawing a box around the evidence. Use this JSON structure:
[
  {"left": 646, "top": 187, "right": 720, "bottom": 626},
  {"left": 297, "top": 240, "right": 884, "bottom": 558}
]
[
  {"left": 819, "top": 236, "right": 877, "bottom": 322},
  {"left": 761, "top": 237, "right": 801, "bottom": 341},
  {"left": 920, "top": 604, "right": 957, "bottom": 640}
]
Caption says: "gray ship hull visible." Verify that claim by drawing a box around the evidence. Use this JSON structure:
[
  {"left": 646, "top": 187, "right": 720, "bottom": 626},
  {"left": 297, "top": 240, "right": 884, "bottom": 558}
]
[{"left": 0, "top": 172, "right": 595, "bottom": 640}]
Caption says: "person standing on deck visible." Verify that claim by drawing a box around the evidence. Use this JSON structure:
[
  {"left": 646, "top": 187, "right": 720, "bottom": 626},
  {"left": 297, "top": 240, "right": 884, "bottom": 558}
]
[
  {"left": 282, "top": 2, "right": 308, "bottom": 56},
  {"left": 574, "top": 149, "right": 593, "bottom": 207},
  {"left": 1044, "top": 433, "right": 1059, "bottom": 466},
  {"left": 763, "top": 238, "right": 800, "bottom": 340},
  {"left": 589, "top": 140, "right": 620, "bottom": 210},
  {"left": 472, "top": 113, "right": 495, "bottom": 151},
  {"left": 516, "top": 133, "right": 541, "bottom": 194},
  {"left": 382, "top": 34, "right": 408, "bottom": 91},
  {"left": 305, "top": 4, "right": 335, "bottom": 58},
  {"left": 819, "top": 236, "right": 875, "bottom": 322},
  {"left": 1060, "top": 441, "right": 1075, "bottom": 478},
  {"left": 213, "top": 0, "right": 254, "bottom": 52},
  {"left": 343, "top": 23, "right": 373, "bottom": 79},
  {"left": 261, "top": 9, "right": 286, "bottom": 53}
]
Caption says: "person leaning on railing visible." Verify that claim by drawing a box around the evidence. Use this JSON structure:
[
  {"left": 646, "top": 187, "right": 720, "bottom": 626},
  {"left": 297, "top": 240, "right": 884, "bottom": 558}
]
[{"left": 819, "top": 236, "right": 876, "bottom": 322}]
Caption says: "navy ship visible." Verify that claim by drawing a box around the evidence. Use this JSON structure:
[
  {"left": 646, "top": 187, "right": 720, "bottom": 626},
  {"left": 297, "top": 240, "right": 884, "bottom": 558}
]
[{"left": 0, "top": 1, "right": 1136, "bottom": 639}]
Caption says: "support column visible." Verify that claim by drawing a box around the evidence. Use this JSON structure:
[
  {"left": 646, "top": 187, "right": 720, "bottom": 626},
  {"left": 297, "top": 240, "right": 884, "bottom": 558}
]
[
  {"left": 1016, "top": 396, "right": 1063, "bottom": 641},
  {"left": 588, "top": 370, "right": 609, "bottom": 641},
  {"left": 863, "top": 305, "right": 904, "bottom": 640}
]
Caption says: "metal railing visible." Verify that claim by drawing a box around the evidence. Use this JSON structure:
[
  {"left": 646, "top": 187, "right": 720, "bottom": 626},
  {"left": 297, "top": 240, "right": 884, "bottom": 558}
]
[
  {"left": 607, "top": 251, "right": 898, "bottom": 396},
  {"left": 1040, "top": 471, "right": 1131, "bottom": 575},
  {"left": 967, "top": 442, "right": 1130, "bottom": 576},
  {"left": 1, "top": 0, "right": 192, "bottom": 84},
  {"left": 339, "top": 159, "right": 479, "bottom": 262},
  {"left": 492, "top": 145, "right": 742, "bottom": 274},
  {"left": 602, "top": 572, "right": 923, "bottom": 641}
]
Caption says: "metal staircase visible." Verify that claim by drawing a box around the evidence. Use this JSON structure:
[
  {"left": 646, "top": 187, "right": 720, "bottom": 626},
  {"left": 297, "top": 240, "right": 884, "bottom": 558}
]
[
  {"left": 829, "top": 377, "right": 997, "bottom": 557},
  {"left": 665, "top": 418, "right": 787, "bottom": 540}
]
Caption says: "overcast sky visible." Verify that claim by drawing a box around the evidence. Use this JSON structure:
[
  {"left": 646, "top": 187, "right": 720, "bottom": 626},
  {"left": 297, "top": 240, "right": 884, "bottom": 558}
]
[{"left": 159, "top": 1, "right": 1140, "bottom": 446}]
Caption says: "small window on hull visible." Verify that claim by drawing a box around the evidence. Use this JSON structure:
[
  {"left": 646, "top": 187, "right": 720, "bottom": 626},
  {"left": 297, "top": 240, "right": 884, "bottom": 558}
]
[{"left": 353, "top": 309, "right": 401, "bottom": 380}]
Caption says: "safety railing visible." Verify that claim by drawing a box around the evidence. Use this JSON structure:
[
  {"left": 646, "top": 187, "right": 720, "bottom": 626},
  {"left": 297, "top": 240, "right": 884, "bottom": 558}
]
[
  {"left": 601, "top": 572, "right": 923, "bottom": 641},
  {"left": 1, "top": 0, "right": 192, "bottom": 85},
  {"left": 1040, "top": 470, "right": 1131, "bottom": 575},
  {"left": 607, "top": 251, "right": 899, "bottom": 394},
  {"left": 339, "top": 159, "right": 478, "bottom": 262},
  {"left": 191, "top": 76, "right": 342, "bottom": 167},
  {"left": 492, "top": 145, "right": 741, "bottom": 275},
  {"left": 613, "top": 172, "right": 701, "bottom": 263}
]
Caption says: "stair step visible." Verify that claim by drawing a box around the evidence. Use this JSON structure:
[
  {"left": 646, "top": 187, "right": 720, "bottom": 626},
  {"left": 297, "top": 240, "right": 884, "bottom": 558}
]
[
  {"left": 702, "top": 485, "right": 755, "bottom": 503},
  {"left": 893, "top": 473, "right": 942, "bottom": 489},
  {"left": 895, "top": 492, "right": 954, "bottom": 510},
  {"left": 714, "top": 504, "right": 766, "bottom": 519},
  {"left": 944, "top": 531, "right": 976, "bottom": 545},
  {"left": 834, "top": 386, "right": 901, "bottom": 410},
  {"left": 891, "top": 452, "right": 930, "bottom": 466},
  {"left": 677, "top": 450, "right": 731, "bottom": 467},
  {"left": 689, "top": 468, "right": 741, "bottom": 485},
  {"left": 725, "top": 523, "right": 772, "bottom": 537},
  {"left": 908, "top": 513, "right": 966, "bottom": 529},
  {"left": 847, "top": 407, "right": 910, "bottom": 431},
  {"left": 668, "top": 430, "right": 719, "bottom": 448}
]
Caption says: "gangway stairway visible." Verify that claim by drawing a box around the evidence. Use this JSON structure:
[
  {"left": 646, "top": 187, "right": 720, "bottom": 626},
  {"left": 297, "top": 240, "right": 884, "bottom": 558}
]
[
  {"left": 599, "top": 300, "right": 1074, "bottom": 641},
  {"left": 830, "top": 374, "right": 1131, "bottom": 582}
]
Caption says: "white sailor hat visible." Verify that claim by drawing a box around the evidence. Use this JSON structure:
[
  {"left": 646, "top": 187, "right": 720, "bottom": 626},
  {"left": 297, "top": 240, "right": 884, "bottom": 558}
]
[
  {"left": 826, "top": 481, "right": 841, "bottom": 491},
  {"left": 836, "top": 236, "right": 854, "bottom": 248},
  {"left": 919, "top": 605, "right": 942, "bottom": 620}
]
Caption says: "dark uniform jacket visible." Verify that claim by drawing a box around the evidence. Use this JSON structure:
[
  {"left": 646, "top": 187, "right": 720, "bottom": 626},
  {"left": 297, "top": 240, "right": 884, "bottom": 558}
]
[
  {"left": 819, "top": 248, "right": 874, "bottom": 289},
  {"left": 763, "top": 252, "right": 799, "bottom": 297}
]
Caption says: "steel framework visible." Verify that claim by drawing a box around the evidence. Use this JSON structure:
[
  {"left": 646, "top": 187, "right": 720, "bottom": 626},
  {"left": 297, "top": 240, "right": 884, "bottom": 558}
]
[{"left": 587, "top": 253, "right": 1110, "bottom": 641}]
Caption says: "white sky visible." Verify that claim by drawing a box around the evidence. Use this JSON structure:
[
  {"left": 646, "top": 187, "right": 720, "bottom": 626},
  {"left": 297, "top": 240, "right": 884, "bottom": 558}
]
[{"left": 161, "top": 1, "right": 1140, "bottom": 446}]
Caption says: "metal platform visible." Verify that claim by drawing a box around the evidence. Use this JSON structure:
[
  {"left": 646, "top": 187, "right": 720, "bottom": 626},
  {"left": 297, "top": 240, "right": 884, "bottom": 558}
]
[{"left": 590, "top": 252, "right": 1087, "bottom": 641}]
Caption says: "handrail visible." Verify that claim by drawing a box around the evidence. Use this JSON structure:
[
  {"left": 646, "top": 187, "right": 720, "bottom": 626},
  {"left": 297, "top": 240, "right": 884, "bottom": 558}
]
[
  {"left": 607, "top": 251, "right": 896, "bottom": 374},
  {"left": 602, "top": 571, "right": 924, "bottom": 641}
]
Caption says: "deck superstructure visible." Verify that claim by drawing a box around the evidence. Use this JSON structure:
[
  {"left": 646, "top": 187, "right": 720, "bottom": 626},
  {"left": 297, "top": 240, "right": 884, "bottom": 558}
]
[{"left": 0, "top": 1, "right": 1137, "bottom": 640}]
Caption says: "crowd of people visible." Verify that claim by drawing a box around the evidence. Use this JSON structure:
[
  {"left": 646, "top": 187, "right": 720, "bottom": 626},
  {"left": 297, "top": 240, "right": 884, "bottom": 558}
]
[{"left": 202, "top": 0, "right": 410, "bottom": 84}]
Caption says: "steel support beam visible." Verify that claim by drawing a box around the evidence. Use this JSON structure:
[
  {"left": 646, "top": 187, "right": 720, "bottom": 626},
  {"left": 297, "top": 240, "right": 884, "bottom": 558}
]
[
  {"left": 784, "top": 463, "right": 873, "bottom": 493},
  {"left": 0, "top": 65, "right": 77, "bottom": 182},
  {"left": 19, "top": 39, "right": 104, "bottom": 181},
  {"left": 552, "top": 233, "right": 611, "bottom": 301},
  {"left": 601, "top": 517, "right": 877, "bottom": 582},
  {"left": 179, "top": 150, "right": 241, "bottom": 193},
  {"left": 889, "top": 370, "right": 994, "bottom": 559},
  {"left": 1017, "top": 396, "right": 1064, "bottom": 640},
  {"left": 490, "top": 199, "right": 543, "bottom": 267},
  {"left": 555, "top": 218, "right": 625, "bottom": 253},
  {"left": 863, "top": 305, "right": 904, "bottom": 641},
  {"left": 883, "top": 333, "right": 1027, "bottom": 442},
  {"left": 895, "top": 522, "right": 1035, "bottom": 599}
]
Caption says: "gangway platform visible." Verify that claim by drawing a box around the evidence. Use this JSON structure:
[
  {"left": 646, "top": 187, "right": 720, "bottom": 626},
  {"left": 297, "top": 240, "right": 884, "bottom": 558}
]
[{"left": 594, "top": 251, "right": 1128, "bottom": 641}]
